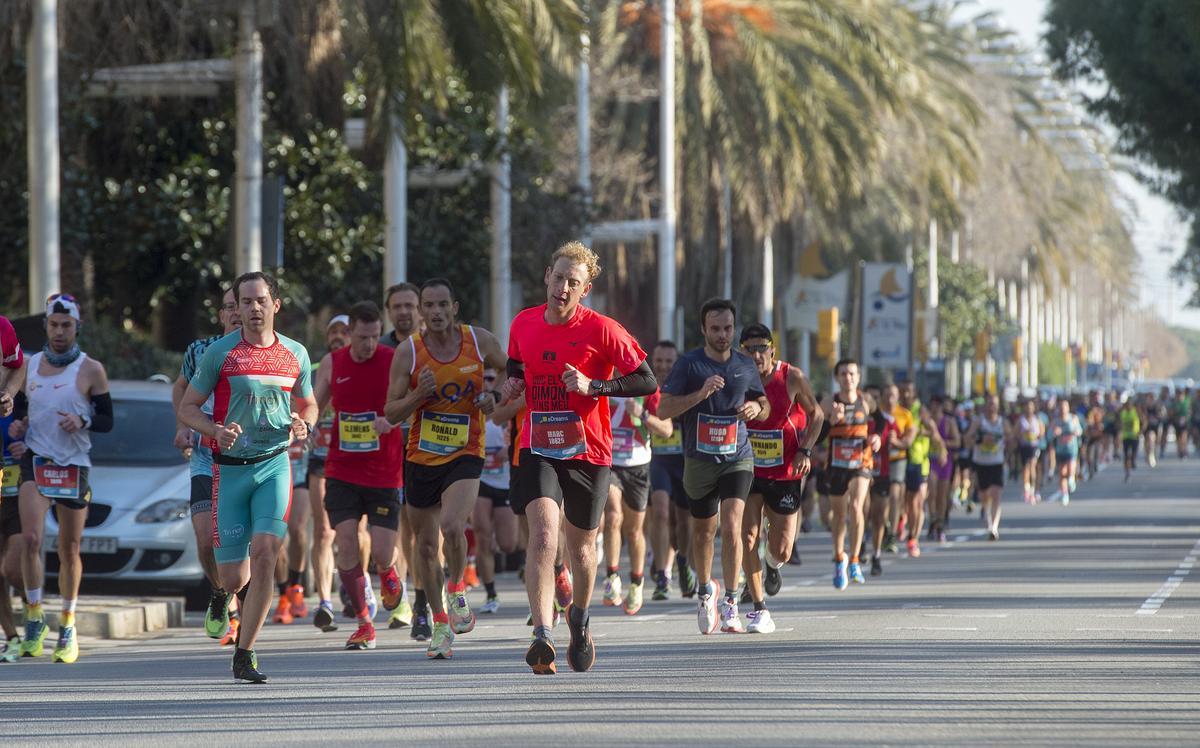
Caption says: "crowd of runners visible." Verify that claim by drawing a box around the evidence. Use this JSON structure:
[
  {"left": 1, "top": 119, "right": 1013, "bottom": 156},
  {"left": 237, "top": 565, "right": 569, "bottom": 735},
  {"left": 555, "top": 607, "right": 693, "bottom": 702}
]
[{"left": 0, "top": 241, "right": 1189, "bottom": 679}]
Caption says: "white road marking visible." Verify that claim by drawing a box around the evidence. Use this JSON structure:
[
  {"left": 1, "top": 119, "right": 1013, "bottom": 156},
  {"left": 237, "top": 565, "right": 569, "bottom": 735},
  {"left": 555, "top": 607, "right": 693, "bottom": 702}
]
[
  {"left": 1075, "top": 628, "right": 1174, "bottom": 633},
  {"left": 1136, "top": 538, "right": 1200, "bottom": 615},
  {"left": 886, "top": 626, "right": 978, "bottom": 632},
  {"left": 921, "top": 613, "right": 1009, "bottom": 619}
]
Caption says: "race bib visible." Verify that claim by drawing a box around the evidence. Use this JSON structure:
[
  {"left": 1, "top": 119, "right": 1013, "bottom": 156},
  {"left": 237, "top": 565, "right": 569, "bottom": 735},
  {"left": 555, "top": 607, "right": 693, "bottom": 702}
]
[
  {"left": 312, "top": 417, "right": 334, "bottom": 458},
  {"left": 748, "top": 429, "right": 784, "bottom": 468},
  {"left": 418, "top": 411, "right": 471, "bottom": 456},
  {"left": 651, "top": 427, "right": 682, "bottom": 456},
  {"left": 32, "top": 457, "right": 83, "bottom": 501},
  {"left": 2, "top": 458, "right": 18, "bottom": 498},
  {"left": 288, "top": 441, "right": 306, "bottom": 476},
  {"left": 339, "top": 411, "right": 380, "bottom": 453},
  {"left": 830, "top": 438, "right": 864, "bottom": 469},
  {"left": 1024, "top": 430, "right": 1039, "bottom": 444},
  {"left": 483, "top": 445, "right": 507, "bottom": 478},
  {"left": 1057, "top": 433, "right": 1074, "bottom": 448},
  {"left": 980, "top": 433, "right": 1000, "bottom": 454},
  {"left": 613, "top": 427, "right": 637, "bottom": 462},
  {"left": 530, "top": 411, "right": 587, "bottom": 460},
  {"left": 696, "top": 413, "right": 738, "bottom": 456}
]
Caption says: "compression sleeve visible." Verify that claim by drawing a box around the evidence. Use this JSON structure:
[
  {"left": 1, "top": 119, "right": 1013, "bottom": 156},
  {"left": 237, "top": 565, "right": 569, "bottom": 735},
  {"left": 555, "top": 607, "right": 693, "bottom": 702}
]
[
  {"left": 506, "top": 358, "right": 525, "bottom": 380},
  {"left": 591, "top": 360, "right": 657, "bottom": 398},
  {"left": 88, "top": 392, "right": 114, "bottom": 433}
]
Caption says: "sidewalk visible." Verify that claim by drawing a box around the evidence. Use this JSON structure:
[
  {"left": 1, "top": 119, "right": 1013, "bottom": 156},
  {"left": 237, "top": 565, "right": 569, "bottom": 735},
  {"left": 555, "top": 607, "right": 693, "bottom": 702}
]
[{"left": 17, "top": 596, "right": 186, "bottom": 639}]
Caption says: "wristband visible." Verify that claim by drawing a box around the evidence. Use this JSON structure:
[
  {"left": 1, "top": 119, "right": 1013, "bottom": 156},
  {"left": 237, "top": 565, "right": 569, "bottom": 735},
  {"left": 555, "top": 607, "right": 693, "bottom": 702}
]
[{"left": 798, "top": 447, "right": 811, "bottom": 457}]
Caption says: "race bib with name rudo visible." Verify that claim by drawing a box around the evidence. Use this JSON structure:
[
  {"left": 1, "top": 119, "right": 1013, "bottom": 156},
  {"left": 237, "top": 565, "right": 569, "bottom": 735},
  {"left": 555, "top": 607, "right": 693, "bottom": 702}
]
[
  {"left": 2, "top": 458, "right": 18, "bottom": 498},
  {"left": 33, "top": 456, "right": 83, "bottom": 501},
  {"left": 696, "top": 413, "right": 738, "bottom": 456},
  {"left": 651, "top": 428, "right": 682, "bottom": 456},
  {"left": 530, "top": 411, "right": 587, "bottom": 460},
  {"left": 748, "top": 428, "right": 784, "bottom": 468},
  {"left": 830, "top": 438, "right": 864, "bottom": 470},
  {"left": 612, "top": 427, "right": 637, "bottom": 462},
  {"left": 339, "top": 411, "right": 380, "bottom": 453},
  {"left": 418, "top": 411, "right": 470, "bottom": 456}
]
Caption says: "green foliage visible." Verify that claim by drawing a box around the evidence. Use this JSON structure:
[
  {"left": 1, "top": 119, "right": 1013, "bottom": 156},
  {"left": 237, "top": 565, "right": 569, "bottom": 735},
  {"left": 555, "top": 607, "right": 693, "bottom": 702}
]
[
  {"left": 1038, "top": 342, "right": 1068, "bottom": 387},
  {"left": 913, "top": 253, "right": 1006, "bottom": 360},
  {"left": 82, "top": 319, "right": 183, "bottom": 382}
]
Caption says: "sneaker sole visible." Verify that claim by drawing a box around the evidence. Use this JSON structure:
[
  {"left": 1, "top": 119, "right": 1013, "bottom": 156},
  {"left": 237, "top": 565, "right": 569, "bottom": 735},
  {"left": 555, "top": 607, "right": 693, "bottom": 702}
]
[
  {"left": 345, "top": 641, "right": 377, "bottom": 650},
  {"left": 526, "top": 639, "right": 557, "bottom": 674},
  {"left": 426, "top": 649, "right": 453, "bottom": 660},
  {"left": 451, "top": 615, "right": 476, "bottom": 635},
  {"left": 623, "top": 604, "right": 642, "bottom": 616}
]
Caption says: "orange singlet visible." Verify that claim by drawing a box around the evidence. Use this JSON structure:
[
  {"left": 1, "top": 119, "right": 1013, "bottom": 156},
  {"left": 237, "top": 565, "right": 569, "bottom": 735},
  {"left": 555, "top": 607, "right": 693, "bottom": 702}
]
[{"left": 405, "top": 324, "right": 486, "bottom": 465}]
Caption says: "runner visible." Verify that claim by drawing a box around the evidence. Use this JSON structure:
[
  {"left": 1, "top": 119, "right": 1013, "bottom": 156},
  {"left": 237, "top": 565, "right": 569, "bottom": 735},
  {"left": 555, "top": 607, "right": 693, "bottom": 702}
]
[
  {"left": 179, "top": 272, "right": 317, "bottom": 683},
  {"left": 1173, "top": 389, "right": 1192, "bottom": 459},
  {"left": 1084, "top": 392, "right": 1105, "bottom": 479},
  {"left": 738, "top": 324, "right": 821, "bottom": 633},
  {"left": 0, "top": 314, "right": 27, "bottom": 661},
  {"left": 385, "top": 278, "right": 508, "bottom": 660},
  {"left": 311, "top": 301, "right": 405, "bottom": 651},
  {"left": 1050, "top": 398, "right": 1084, "bottom": 505},
  {"left": 952, "top": 400, "right": 975, "bottom": 511},
  {"left": 14, "top": 294, "right": 112, "bottom": 663},
  {"left": 884, "top": 385, "right": 916, "bottom": 555},
  {"left": 899, "top": 384, "right": 943, "bottom": 558},
  {"left": 965, "top": 394, "right": 1011, "bottom": 540},
  {"left": 474, "top": 371, "right": 521, "bottom": 614},
  {"left": 926, "top": 395, "right": 959, "bottom": 542},
  {"left": 658, "top": 298, "right": 768, "bottom": 634},
  {"left": 1142, "top": 392, "right": 1161, "bottom": 468},
  {"left": 647, "top": 341, "right": 697, "bottom": 600},
  {"left": 172, "top": 288, "right": 243, "bottom": 644},
  {"left": 502, "top": 241, "right": 656, "bottom": 673},
  {"left": 1016, "top": 399, "right": 1044, "bottom": 503},
  {"left": 1120, "top": 396, "right": 1141, "bottom": 482},
  {"left": 1156, "top": 386, "right": 1171, "bottom": 461},
  {"left": 867, "top": 385, "right": 901, "bottom": 576}
]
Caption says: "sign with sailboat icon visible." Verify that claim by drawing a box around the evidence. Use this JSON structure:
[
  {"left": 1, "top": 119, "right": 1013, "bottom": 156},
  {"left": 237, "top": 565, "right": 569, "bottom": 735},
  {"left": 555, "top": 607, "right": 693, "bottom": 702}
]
[{"left": 862, "top": 263, "right": 912, "bottom": 369}]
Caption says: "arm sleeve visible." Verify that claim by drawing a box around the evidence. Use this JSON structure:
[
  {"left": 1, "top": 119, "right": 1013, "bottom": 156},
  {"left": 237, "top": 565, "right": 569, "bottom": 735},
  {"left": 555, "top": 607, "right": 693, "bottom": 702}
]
[
  {"left": 506, "top": 358, "right": 525, "bottom": 380},
  {"left": 591, "top": 360, "right": 656, "bottom": 398},
  {"left": 88, "top": 392, "right": 114, "bottom": 433}
]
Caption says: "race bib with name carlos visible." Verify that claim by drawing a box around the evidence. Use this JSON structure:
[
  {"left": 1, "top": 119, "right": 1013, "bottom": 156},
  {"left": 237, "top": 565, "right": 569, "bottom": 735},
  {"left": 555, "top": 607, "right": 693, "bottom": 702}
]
[
  {"left": 748, "top": 429, "right": 784, "bottom": 468},
  {"left": 696, "top": 413, "right": 738, "bottom": 456},
  {"left": 530, "top": 411, "right": 587, "bottom": 460},
  {"left": 339, "top": 411, "right": 380, "bottom": 453},
  {"left": 33, "top": 457, "right": 85, "bottom": 501},
  {"left": 418, "top": 411, "right": 470, "bottom": 456}
]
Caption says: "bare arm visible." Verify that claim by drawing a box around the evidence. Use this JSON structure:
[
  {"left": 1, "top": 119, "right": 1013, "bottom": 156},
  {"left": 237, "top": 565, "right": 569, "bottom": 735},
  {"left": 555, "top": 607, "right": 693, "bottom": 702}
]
[
  {"left": 644, "top": 410, "right": 673, "bottom": 438},
  {"left": 384, "top": 342, "right": 433, "bottom": 424},
  {"left": 477, "top": 328, "right": 508, "bottom": 373},
  {"left": 313, "top": 352, "right": 333, "bottom": 414},
  {"left": 656, "top": 391, "right": 706, "bottom": 422},
  {"left": 179, "top": 384, "right": 220, "bottom": 440},
  {"left": 0, "top": 357, "right": 27, "bottom": 417},
  {"left": 491, "top": 393, "right": 525, "bottom": 425}
]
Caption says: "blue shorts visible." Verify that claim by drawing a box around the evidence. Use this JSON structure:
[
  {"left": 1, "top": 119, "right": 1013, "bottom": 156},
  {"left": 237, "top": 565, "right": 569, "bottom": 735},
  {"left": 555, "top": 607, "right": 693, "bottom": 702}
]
[
  {"left": 650, "top": 455, "right": 687, "bottom": 510},
  {"left": 212, "top": 450, "right": 293, "bottom": 564}
]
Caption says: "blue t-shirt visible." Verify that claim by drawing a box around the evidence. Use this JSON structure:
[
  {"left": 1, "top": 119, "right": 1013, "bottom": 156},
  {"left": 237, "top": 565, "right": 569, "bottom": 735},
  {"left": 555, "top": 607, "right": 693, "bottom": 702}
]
[{"left": 661, "top": 348, "right": 764, "bottom": 462}]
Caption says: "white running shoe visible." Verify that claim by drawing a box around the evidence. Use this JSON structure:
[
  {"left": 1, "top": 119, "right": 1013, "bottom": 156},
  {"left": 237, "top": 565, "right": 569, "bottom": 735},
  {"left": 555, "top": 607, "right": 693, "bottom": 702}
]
[
  {"left": 718, "top": 597, "right": 746, "bottom": 633},
  {"left": 602, "top": 573, "right": 623, "bottom": 607},
  {"left": 697, "top": 581, "right": 720, "bottom": 635},
  {"left": 746, "top": 609, "right": 776, "bottom": 634}
]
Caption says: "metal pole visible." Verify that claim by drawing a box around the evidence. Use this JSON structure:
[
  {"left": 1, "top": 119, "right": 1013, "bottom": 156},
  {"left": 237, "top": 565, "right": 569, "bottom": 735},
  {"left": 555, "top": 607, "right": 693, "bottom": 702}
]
[
  {"left": 28, "top": 0, "right": 60, "bottom": 310},
  {"left": 490, "top": 86, "right": 512, "bottom": 346},
  {"left": 234, "top": 2, "right": 263, "bottom": 275},
  {"left": 658, "top": 0, "right": 677, "bottom": 343},
  {"left": 383, "top": 108, "right": 407, "bottom": 285},
  {"left": 761, "top": 233, "right": 774, "bottom": 327},
  {"left": 721, "top": 173, "right": 732, "bottom": 298},
  {"left": 577, "top": 29, "right": 592, "bottom": 247},
  {"left": 1020, "top": 260, "right": 1030, "bottom": 388},
  {"left": 928, "top": 217, "right": 939, "bottom": 359}
]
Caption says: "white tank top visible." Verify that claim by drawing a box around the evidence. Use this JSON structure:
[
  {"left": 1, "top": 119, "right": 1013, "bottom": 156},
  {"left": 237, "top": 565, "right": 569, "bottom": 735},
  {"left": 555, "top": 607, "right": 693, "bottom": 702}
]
[
  {"left": 972, "top": 415, "right": 1006, "bottom": 466},
  {"left": 480, "top": 420, "right": 510, "bottom": 490},
  {"left": 610, "top": 398, "right": 652, "bottom": 468},
  {"left": 1018, "top": 414, "right": 1041, "bottom": 447},
  {"left": 25, "top": 352, "right": 93, "bottom": 468}
]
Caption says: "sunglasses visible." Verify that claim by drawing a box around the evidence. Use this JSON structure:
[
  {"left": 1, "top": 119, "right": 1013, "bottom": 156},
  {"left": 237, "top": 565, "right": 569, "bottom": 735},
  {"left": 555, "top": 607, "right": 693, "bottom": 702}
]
[{"left": 743, "top": 344, "right": 771, "bottom": 354}]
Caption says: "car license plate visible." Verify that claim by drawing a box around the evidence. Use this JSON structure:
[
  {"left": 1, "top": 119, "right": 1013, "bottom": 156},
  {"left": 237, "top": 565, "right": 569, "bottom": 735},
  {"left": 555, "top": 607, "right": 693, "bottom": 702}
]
[{"left": 42, "top": 536, "right": 118, "bottom": 555}]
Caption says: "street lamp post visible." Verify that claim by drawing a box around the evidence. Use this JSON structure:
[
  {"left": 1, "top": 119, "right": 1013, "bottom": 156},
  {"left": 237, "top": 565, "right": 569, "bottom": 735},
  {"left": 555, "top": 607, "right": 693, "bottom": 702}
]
[{"left": 27, "top": 0, "right": 60, "bottom": 311}]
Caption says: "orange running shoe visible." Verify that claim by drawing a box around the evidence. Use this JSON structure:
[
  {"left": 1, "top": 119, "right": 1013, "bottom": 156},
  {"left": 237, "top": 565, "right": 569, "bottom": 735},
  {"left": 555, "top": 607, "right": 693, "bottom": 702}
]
[
  {"left": 379, "top": 567, "right": 402, "bottom": 612},
  {"left": 219, "top": 617, "right": 240, "bottom": 647},
  {"left": 344, "top": 622, "right": 377, "bottom": 650},
  {"left": 463, "top": 562, "right": 479, "bottom": 589},
  {"left": 554, "top": 566, "right": 573, "bottom": 611},
  {"left": 272, "top": 594, "right": 294, "bottom": 624},
  {"left": 287, "top": 584, "right": 308, "bottom": 619}
]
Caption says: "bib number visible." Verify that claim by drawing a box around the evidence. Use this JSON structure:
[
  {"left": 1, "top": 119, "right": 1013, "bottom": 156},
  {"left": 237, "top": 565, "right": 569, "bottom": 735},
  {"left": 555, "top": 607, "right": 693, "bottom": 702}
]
[
  {"left": 483, "top": 445, "right": 507, "bottom": 478},
  {"left": 696, "top": 414, "right": 738, "bottom": 456},
  {"left": 1, "top": 458, "right": 17, "bottom": 498},
  {"left": 288, "top": 441, "right": 306, "bottom": 476},
  {"left": 312, "top": 417, "right": 334, "bottom": 458},
  {"left": 418, "top": 411, "right": 471, "bottom": 456},
  {"left": 32, "top": 457, "right": 83, "bottom": 501},
  {"left": 830, "top": 438, "right": 864, "bottom": 470},
  {"left": 651, "top": 427, "right": 682, "bottom": 456},
  {"left": 748, "top": 429, "right": 784, "bottom": 468},
  {"left": 980, "top": 433, "right": 1000, "bottom": 455},
  {"left": 613, "top": 427, "right": 637, "bottom": 462},
  {"left": 530, "top": 411, "right": 587, "bottom": 460},
  {"left": 339, "top": 411, "right": 380, "bottom": 453}
]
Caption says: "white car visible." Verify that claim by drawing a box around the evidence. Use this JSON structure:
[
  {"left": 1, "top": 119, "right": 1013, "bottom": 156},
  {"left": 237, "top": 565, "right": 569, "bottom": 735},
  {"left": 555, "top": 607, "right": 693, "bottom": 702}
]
[{"left": 42, "top": 380, "right": 205, "bottom": 603}]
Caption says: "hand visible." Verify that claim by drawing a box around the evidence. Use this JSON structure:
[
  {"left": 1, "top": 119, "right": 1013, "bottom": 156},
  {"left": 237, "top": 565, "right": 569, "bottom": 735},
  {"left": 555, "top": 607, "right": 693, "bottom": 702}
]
[
  {"left": 7, "top": 419, "right": 25, "bottom": 440},
  {"left": 868, "top": 434, "right": 882, "bottom": 452},
  {"left": 501, "top": 377, "right": 525, "bottom": 403},
  {"left": 416, "top": 366, "right": 438, "bottom": 399},
  {"left": 373, "top": 416, "right": 394, "bottom": 436},
  {"left": 736, "top": 401, "right": 762, "bottom": 422},
  {"left": 627, "top": 398, "right": 645, "bottom": 419},
  {"left": 214, "top": 422, "right": 242, "bottom": 451},
  {"left": 57, "top": 410, "right": 85, "bottom": 434},
  {"left": 561, "top": 364, "right": 591, "bottom": 396},
  {"left": 8, "top": 440, "right": 25, "bottom": 459},
  {"left": 831, "top": 401, "right": 845, "bottom": 424},
  {"left": 791, "top": 452, "right": 812, "bottom": 478},
  {"left": 700, "top": 375, "right": 725, "bottom": 398},
  {"left": 290, "top": 413, "right": 310, "bottom": 441},
  {"left": 173, "top": 427, "right": 194, "bottom": 451},
  {"left": 0, "top": 391, "right": 12, "bottom": 418},
  {"left": 474, "top": 392, "right": 497, "bottom": 417}
]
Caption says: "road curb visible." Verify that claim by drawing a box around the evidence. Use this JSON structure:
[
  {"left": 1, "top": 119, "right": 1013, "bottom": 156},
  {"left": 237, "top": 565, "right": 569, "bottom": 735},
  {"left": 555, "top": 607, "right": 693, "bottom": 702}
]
[{"left": 33, "top": 596, "right": 186, "bottom": 639}]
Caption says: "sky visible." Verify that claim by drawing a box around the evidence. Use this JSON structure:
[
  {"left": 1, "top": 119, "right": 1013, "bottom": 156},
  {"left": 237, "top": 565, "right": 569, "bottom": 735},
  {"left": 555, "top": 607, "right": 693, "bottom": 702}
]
[{"left": 971, "top": 0, "right": 1199, "bottom": 329}]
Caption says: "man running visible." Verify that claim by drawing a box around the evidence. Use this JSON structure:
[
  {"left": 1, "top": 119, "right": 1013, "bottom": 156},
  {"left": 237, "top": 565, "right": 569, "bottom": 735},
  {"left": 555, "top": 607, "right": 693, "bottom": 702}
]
[
  {"left": 179, "top": 272, "right": 317, "bottom": 683},
  {"left": 658, "top": 299, "right": 769, "bottom": 635},
  {"left": 312, "top": 301, "right": 405, "bottom": 651},
  {"left": 502, "top": 241, "right": 656, "bottom": 673},
  {"left": 1120, "top": 396, "right": 1141, "bottom": 482},
  {"left": 965, "top": 394, "right": 1010, "bottom": 540},
  {"left": 474, "top": 370, "right": 521, "bottom": 614},
  {"left": 0, "top": 314, "right": 27, "bottom": 661},
  {"left": 820, "top": 359, "right": 880, "bottom": 590},
  {"left": 647, "top": 341, "right": 697, "bottom": 600},
  {"left": 172, "top": 288, "right": 242, "bottom": 644},
  {"left": 868, "top": 385, "right": 901, "bottom": 576},
  {"left": 738, "top": 324, "right": 821, "bottom": 634},
  {"left": 1050, "top": 398, "right": 1083, "bottom": 505},
  {"left": 386, "top": 278, "right": 508, "bottom": 660},
  {"left": 15, "top": 295, "right": 112, "bottom": 662}
]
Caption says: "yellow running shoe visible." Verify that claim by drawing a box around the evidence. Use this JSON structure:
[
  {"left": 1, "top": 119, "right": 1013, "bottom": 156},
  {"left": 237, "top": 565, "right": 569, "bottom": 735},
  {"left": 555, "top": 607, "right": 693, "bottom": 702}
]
[
  {"left": 426, "top": 621, "right": 454, "bottom": 659},
  {"left": 52, "top": 625, "right": 79, "bottom": 664},
  {"left": 20, "top": 615, "right": 48, "bottom": 658},
  {"left": 388, "top": 598, "right": 413, "bottom": 629}
]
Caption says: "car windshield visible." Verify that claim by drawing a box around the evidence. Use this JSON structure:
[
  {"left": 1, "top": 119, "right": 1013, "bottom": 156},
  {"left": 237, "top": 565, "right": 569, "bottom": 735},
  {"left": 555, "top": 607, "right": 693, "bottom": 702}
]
[{"left": 90, "top": 398, "right": 185, "bottom": 467}]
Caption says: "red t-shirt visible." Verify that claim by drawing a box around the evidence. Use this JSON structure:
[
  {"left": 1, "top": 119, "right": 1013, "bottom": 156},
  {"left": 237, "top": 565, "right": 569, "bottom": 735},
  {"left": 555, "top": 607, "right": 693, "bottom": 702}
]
[
  {"left": 0, "top": 316, "right": 22, "bottom": 370},
  {"left": 507, "top": 304, "right": 647, "bottom": 466}
]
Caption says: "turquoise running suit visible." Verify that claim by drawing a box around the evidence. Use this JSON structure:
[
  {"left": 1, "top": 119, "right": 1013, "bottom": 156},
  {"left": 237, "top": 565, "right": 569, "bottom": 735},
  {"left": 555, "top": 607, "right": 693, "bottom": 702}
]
[{"left": 190, "top": 331, "right": 313, "bottom": 563}]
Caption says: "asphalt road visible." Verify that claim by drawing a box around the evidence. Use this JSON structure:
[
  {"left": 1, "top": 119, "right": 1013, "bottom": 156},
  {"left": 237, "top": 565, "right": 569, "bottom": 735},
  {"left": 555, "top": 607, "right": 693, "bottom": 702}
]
[{"left": 3, "top": 456, "right": 1198, "bottom": 746}]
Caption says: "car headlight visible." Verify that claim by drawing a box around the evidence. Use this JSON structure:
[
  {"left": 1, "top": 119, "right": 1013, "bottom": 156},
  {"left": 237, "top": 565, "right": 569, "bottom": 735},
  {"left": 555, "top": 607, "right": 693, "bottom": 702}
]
[{"left": 136, "top": 499, "right": 190, "bottom": 524}]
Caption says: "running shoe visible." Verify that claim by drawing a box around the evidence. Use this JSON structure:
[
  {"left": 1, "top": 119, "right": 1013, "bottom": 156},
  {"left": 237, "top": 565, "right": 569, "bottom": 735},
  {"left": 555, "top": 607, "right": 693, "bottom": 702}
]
[
  {"left": 479, "top": 597, "right": 501, "bottom": 615},
  {"left": 426, "top": 622, "right": 454, "bottom": 659},
  {"left": 344, "top": 622, "right": 377, "bottom": 650},
  {"left": 697, "top": 581, "right": 720, "bottom": 635},
  {"left": 410, "top": 608, "right": 432, "bottom": 641},
  {"left": 565, "top": 605, "right": 595, "bottom": 673},
  {"left": 832, "top": 556, "right": 849, "bottom": 591},
  {"left": 1061, "top": 491, "right": 1070, "bottom": 506},
  {"left": 388, "top": 598, "right": 413, "bottom": 629},
  {"left": 314, "top": 601, "right": 338, "bottom": 632},
  {"left": 51, "top": 625, "right": 79, "bottom": 664},
  {"left": 448, "top": 589, "right": 476, "bottom": 634},
  {"left": 718, "top": 596, "right": 746, "bottom": 633},
  {"left": 764, "top": 564, "right": 783, "bottom": 597},
  {"left": 1068, "top": 476, "right": 1077, "bottom": 494},
  {"left": 907, "top": 540, "right": 922, "bottom": 559},
  {"left": 800, "top": 516, "right": 813, "bottom": 534},
  {"left": 602, "top": 573, "right": 623, "bottom": 607},
  {"left": 219, "top": 618, "right": 240, "bottom": 647},
  {"left": 746, "top": 609, "right": 776, "bottom": 634},
  {"left": 526, "top": 631, "right": 557, "bottom": 675},
  {"left": 378, "top": 568, "right": 402, "bottom": 612},
  {"left": 339, "top": 584, "right": 354, "bottom": 620},
  {"left": 1, "top": 635, "right": 19, "bottom": 663},
  {"left": 204, "top": 589, "right": 230, "bottom": 639},
  {"left": 739, "top": 585, "right": 753, "bottom": 605},
  {"left": 623, "top": 580, "right": 643, "bottom": 616},
  {"left": 554, "top": 566, "right": 573, "bottom": 611},
  {"left": 652, "top": 571, "right": 670, "bottom": 601},
  {"left": 364, "top": 582, "right": 378, "bottom": 621},
  {"left": 286, "top": 584, "right": 308, "bottom": 619},
  {"left": 870, "top": 555, "right": 883, "bottom": 576},
  {"left": 988, "top": 529, "right": 999, "bottom": 541},
  {"left": 232, "top": 648, "right": 267, "bottom": 683},
  {"left": 462, "top": 562, "right": 479, "bottom": 589},
  {"left": 937, "top": 528, "right": 948, "bottom": 544},
  {"left": 526, "top": 611, "right": 534, "bottom": 626},
  {"left": 20, "top": 616, "right": 47, "bottom": 657},
  {"left": 272, "top": 594, "right": 294, "bottom": 625},
  {"left": 677, "top": 558, "right": 698, "bottom": 598},
  {"left": 849, "top": 561, "right": 866, "bottom": 584}
]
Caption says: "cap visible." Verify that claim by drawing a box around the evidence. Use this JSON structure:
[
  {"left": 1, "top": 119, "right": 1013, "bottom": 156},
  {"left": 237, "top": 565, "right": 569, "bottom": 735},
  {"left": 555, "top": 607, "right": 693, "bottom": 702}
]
[
  {"left": 46, "top": 294, "right": 81, "bottom": 321},
  {"left": 961, "top": 400, "right": 975, "bottom": 410},
  {"left": 740, "top": 323, "right": 773, "bottom": 344},
  {"left": 327, "top": 314, "right": 350, "bottom": 330}
]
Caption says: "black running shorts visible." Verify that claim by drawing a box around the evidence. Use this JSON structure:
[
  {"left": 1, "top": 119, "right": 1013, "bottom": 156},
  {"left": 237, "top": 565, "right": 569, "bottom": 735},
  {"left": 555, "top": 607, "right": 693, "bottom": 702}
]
[
  {"left": 609, "top": 464, "right": 651, "bottom": 512},
  {"left": 324, "top": 477, "right": 402, "bottom": 530},
  {"left": 404, "top": 455, "right": 484, "bottom": 510},
  {"left": 512, "top": 449, "right": 610, "bottom": 531}
]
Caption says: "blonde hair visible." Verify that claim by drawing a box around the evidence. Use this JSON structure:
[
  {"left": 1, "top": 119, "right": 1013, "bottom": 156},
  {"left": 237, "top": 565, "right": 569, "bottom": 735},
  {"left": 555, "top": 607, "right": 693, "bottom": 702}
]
[{"left": 551, "top": 241, "right": 602, "bottom": 282}]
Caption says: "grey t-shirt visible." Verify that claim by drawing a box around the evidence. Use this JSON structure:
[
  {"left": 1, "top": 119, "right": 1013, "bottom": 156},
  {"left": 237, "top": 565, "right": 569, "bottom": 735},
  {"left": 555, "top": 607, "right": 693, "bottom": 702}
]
[{"left": 661, "top": 348, "right": 764, "bottom": 462}]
